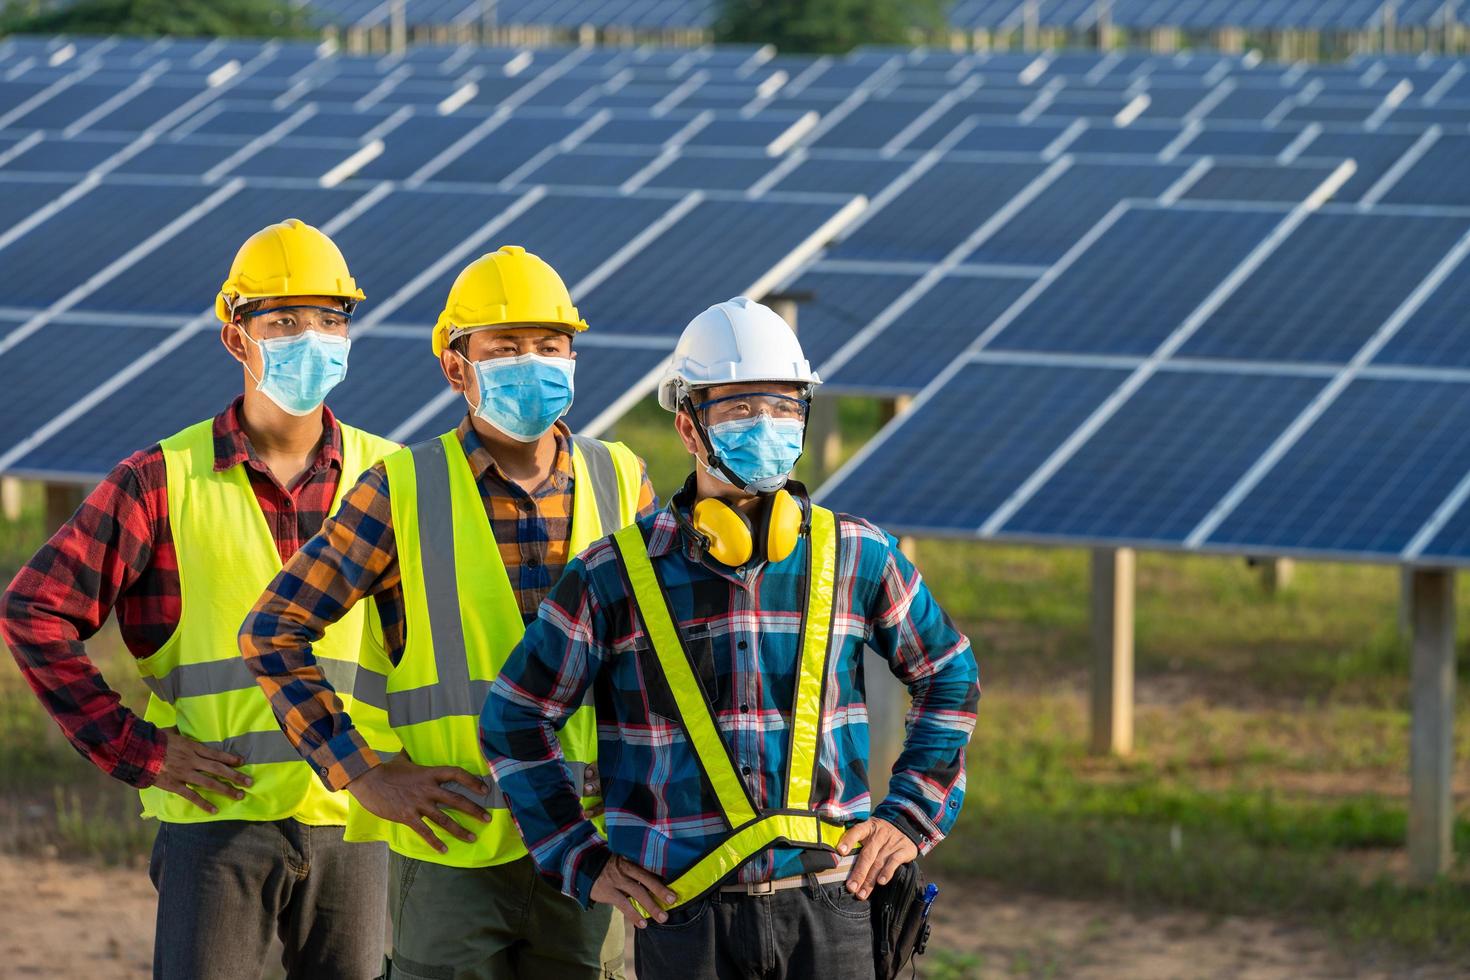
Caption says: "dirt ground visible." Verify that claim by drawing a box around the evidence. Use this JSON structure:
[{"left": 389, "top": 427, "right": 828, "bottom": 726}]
[{"left": 2, "top": 854, "right": 1461, "bottom": 979}]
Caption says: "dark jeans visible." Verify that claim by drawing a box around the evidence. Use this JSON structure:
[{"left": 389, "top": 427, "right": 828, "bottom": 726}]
[
  {"left": 634, "top": 881, "right": 877, "bottom": 980},
  {"left": 386, "top": 853, "right": 624, "bottom": 980},
  {"left": 149, "top": 818, "right": 388, "bottom": 980}
]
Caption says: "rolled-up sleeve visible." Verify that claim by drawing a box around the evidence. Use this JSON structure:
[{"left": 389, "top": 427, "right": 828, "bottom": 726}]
[
  {"left": 239, "top": 463, "right": 402, "bottom": 790},
  {"left": 864, "top": 529, "right": 980, "bottom": 854}
]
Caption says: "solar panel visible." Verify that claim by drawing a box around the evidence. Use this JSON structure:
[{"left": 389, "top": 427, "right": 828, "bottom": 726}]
[
  {"left": 1296, "top": 129, "right": 1421, "bottom": 202},
  {"left": 949, "top": 119, "right": 1068, "bottom": 153},
  {"left": 818, "top": 361, "right": 1130, "bottom": 534},
  {"left": 1179, "top": 126, "right": 1300, "bottom": 158},
  {"left": 642, "top": 151, "right": 778, "bottom": 191},
  {"left": 766, "top": 155, "right": 909, "bottom": 196},
  {"left": 0, "top": 180, "right": 216, "bottom": 308},
  {"left": 429, "top": 115, "right": 585, "bottom": 183},
  {"left": 1380, "top": 134, "right": 1470, "bottom": 207},
  {"left": 84, "top": 82, "right": 203, "bottom": 132},
  {"left": 1065, "top": 124, "right": 1179, "bottom": 155},
  {"left": 1002, "top": 367, "right": 1327, "bottom": 543},
  {"left": 825, "top": 275, "right": 1035, "bottom": 394},
  {"left": 1180, "top": 161, "right": 1344, "bottom": 203},
  {"left": 355, "top": 114, "right": 481, "bottom": 180},
  {"left": 1178, "top": 210, "right": 1470, "bottom": 363},
  {"left": 779, "top": 269, "right": 921, "bottom": 368},
  {"left": 989, "top": 205, "right": 1283, "bottom": 355},
  {"left": 111, "top": 140, "right": 243, "bottom": 176},
  {"left": 385, "top": 192, "right": 680, "bottom": 324},
  {"left": 522, "top": 147, "right": 660, "bottom": 187},
  {"left": 969, "top": 159, "right": 1187, "bottom": 266},
  {"left": 1372, "top": 255, "right": 1470, "bottom": 369},
  {"left": 14, "top": 330, "right": 237, "bottom": 479},
  {"left": 0, "top": 320, "right": 170, "bottom": 456},
  {"left": 1204, "top": 378, "right": 1470, "bottom": 557},
  {"left": 79, "top": 184, "right": 367, "bottom": 313},
  {"left": 0, "top": 135, "right": 125, "bottom": 173},
  {"left": 333, "top": 187, "right": 527, "bottom": 306},
  {"left": 581, "top": 196, "right": 855, "bottom": 334},
  {"left": 832, "top": 160, "right": 1047, "bottom": 263}
]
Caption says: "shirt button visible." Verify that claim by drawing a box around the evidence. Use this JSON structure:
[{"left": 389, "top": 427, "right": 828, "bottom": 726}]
[
  {"left": 526, "top": 556, "right": 541, "bottom": 568},
  {"left": 740, "top": 704, "right": 750, "bottom": 713},
  {"left": 741, "top": 765, "right": 752, "bottom": 776},
  {"left": 737, "top": 641, "right": 748, "bottom": 651},
  {"left": 520, "top": 499, "right": 535, "bottom": 513}
]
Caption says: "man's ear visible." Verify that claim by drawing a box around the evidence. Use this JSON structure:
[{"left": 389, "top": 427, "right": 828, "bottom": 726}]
[
  {"left": 674, "top": 409, "right": 703, "bottom": 456},
  {"left": 441, "top": 349, "right": 466, "bottom": 392},
  {"left": 220, "top": 320, "right": 248, "bottom": 364}
]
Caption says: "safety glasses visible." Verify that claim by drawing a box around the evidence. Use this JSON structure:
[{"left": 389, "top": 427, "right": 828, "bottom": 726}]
[
  {"left": 239, "top": 304, "right": 353, "bottom": 336},
  {"left": 695, "top": 392, "right": 808, "bottom": 425}
]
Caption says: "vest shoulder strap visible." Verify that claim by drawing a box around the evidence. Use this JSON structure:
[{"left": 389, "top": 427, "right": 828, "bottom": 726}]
[
  {"left": 571, "top": 434, "right": 622, "bottom": 536},
  {"left": 611, "top": 523, "right": 760, "bottom": 829}
]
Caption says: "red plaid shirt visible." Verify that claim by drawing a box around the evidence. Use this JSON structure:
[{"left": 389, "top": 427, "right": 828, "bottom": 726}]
[{"left": 0, "top": 397, "right": 347, "bottom": 789}]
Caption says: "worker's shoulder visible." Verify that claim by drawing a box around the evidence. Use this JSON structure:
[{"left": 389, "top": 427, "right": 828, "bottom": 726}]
[
  {"left": 830, "top": 511, "right": 898, "bottom": 550},
  {"left": 105, "top": 444, "right": 168, "bottom": 508},
  {"left": 573, "top": 509, "right": 668, "bottom": 578}
]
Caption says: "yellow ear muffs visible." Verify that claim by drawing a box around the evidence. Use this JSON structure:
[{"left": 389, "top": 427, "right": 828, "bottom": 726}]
[
  {"left": 690, "top": 490, "right": 804, "bottom": 567},
  {"left": 691, "top": 497, "right": 754, "bottom": 567},
  {"left": 764, "top": 489, "right": 801, "bottom": 564}
]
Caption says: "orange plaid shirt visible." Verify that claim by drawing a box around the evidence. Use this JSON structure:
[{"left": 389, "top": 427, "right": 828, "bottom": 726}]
[{"left": 239, "top": 415, "right": 656, "bottom": 789}]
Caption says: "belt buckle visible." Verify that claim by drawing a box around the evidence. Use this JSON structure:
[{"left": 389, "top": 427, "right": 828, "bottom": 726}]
[{"left": 747, "top": 880, "right": 774, "bottom": 896}]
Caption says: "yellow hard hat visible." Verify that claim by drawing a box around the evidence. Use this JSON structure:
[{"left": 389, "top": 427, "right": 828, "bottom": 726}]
[
  {"left": 431, "top": 245, "right": 587, "bottom": 358},
  {"left": 216, "top": 218, "right": 365, "bottom": 323}
]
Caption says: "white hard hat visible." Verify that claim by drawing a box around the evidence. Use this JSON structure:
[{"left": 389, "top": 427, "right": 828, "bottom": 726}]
[{"left": 657, "top": 297, "right": 822, "bottom": 412}]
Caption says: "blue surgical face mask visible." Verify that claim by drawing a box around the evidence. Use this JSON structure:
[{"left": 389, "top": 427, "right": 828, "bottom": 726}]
[
  {"left": 462, "top": 352, "right": 576, "bottom": 442},
  {"left": 240, "top": 328, "right": 351, "bottom": 417},
  {"left": 706, "top": 415, "right": 805, "bottom": 493}
]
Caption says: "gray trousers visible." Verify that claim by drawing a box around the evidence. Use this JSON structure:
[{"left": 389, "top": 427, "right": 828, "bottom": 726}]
[
  {"left": 149, "top": 818, "right": 388, "bottom": 980},
  {"left": 386, "top": 853, "right": 624, "bottom": 980},
  {"left": 634, "top": 881, "right": 877, "bottom": 980}
]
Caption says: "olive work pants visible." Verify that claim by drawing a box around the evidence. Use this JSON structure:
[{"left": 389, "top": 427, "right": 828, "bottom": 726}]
[{"left": 385, "top": 853, "right": 625, "bottom": 980}]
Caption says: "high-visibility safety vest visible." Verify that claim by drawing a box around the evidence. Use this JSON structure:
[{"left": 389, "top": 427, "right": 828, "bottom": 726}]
[
  {"left": 138, "top": 418, "right": 397, "bottom": 825},
  {"left": 609, "top": 504, "right": 848, "bottom": 913},
  {"left": 346, "top": 430, "right": 643, "bottom": 867}
]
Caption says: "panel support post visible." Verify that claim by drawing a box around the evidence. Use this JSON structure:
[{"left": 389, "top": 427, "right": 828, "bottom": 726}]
[
  {"left": 43, "top": 482, "right": 85, "bottom": 536},
  {"left": 866, "top": 537, "right": 920, "bottom": 802},
  {"left": 1090, "top": 547, "right": 1135, "bottom": 756},
  {"left": 1408, "top": 567, "right": 1456, "bottom": 883},
  {"left": 1, "top": 477, "right": 23, "bottom": 522},
  {"left": 1253, "top": 556, "right": 1293, "bottom": 594}
]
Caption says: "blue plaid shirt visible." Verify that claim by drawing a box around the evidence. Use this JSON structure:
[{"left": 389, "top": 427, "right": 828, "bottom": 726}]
[{"left": 480, "top": 493, "right": 979, "bottom": 908}]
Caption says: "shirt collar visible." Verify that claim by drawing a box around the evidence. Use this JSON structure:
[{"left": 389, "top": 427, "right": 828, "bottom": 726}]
[
  {"left": 454, "top": 414, "right": 574, "bottom": 490},
  {"left": 212, "top": 395, "right": 343, "bottom": 475}
]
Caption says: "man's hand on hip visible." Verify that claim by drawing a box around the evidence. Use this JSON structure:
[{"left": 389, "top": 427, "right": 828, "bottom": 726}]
[
  {"left": 346, "top": 751, "right": 491, "bottom": 853},
  {"left": 837, "top": 817, "right": 918, "bottom": 900},
  {"left": 591, "top": 854, "right": 678, "bottom": 928},
  {"left": 154, "top": 728, "right": 251, "bottom": 813}
]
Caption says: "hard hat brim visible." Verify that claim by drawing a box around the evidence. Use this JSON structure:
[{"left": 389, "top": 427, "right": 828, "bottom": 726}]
[{"left": 433, "top": 318, "right": 588, "bottom": 357}]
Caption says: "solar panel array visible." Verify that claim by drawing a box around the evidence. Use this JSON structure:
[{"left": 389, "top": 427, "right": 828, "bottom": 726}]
[
  {"left": 3, "top": 34, "right": 1470, "bottom": 570},
  {"left": 295, "top": 0, "right": 1458, "bottom": 32}
]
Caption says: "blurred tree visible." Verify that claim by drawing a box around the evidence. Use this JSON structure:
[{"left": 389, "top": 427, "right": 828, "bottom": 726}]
[
  {"left": 1, "top": 0, "right": 313, "bottom": 37},
  {"left": 714, "top": 0, "right": 947, "bottom": 53}
]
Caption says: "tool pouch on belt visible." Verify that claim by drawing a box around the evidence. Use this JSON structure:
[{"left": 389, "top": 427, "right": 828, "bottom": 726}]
[{"left": 870, "top": 860, "right": 932, "bottom": 980}]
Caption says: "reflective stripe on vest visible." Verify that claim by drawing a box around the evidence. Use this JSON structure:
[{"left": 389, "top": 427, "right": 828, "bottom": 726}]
[
  {"left": 346, "top": 428, "right": 641, "bottom": 866},
  {"left": 141, "top": 654, "right": 359, "bottom": 705},
  {"left": 138, "top": 417, "right": 397, "bottom": 825},
  {"left": 609, "top": 505, "right": 843, "bottom": 913}
]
